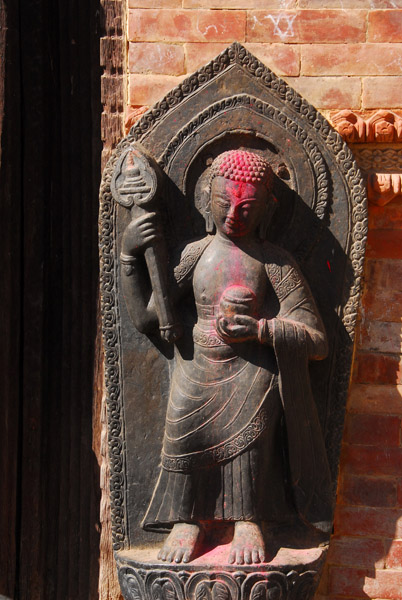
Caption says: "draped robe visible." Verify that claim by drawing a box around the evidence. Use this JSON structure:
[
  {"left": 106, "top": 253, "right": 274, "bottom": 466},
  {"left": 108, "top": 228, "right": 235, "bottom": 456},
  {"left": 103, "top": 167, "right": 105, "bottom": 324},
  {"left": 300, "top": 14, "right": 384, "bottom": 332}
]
[{"left": 143, "top": 236, "right": 332, "bottom": 532}]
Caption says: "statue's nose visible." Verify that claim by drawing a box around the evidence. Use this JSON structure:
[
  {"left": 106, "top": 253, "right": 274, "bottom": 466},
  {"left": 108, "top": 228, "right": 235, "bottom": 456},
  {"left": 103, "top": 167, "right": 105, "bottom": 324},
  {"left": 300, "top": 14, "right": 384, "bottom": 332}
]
[{"left": 226, "top": 203, "right": 238, "bottom": 221}]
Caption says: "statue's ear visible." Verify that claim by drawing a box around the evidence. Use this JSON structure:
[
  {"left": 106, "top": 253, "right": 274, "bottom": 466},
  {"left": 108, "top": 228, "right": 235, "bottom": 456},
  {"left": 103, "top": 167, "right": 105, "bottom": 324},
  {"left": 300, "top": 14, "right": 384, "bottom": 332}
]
[
  {"left": 204, "top": 202, "right": 215, "bottom": 233},
  {"left": 258, "top": 194, "right": 277, "bottom": 240},
  {"left": 201, "top": 179, "right": 216, "bottom": 233}
]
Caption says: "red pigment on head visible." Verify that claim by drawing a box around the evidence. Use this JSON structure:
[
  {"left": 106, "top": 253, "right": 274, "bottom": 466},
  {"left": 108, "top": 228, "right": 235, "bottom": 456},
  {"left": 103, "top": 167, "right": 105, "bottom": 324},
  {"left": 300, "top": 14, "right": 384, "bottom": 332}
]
[{"left": 217, "top": 150, "right": 272, "bottom": 186}]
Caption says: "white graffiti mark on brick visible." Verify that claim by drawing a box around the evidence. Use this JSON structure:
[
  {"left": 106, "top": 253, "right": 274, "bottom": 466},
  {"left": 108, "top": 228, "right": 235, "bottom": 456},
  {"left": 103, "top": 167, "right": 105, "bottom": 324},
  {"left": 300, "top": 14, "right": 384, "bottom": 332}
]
[{"left": 267, "top": 13, "right": 296, "bottom": 39}]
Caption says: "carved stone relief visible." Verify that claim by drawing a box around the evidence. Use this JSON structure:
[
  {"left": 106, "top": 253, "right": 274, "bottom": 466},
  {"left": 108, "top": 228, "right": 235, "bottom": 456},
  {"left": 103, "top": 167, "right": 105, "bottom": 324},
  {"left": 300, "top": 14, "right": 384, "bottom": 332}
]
[{"left": 99, "top": 43, "right": 367, "bottom": 600}]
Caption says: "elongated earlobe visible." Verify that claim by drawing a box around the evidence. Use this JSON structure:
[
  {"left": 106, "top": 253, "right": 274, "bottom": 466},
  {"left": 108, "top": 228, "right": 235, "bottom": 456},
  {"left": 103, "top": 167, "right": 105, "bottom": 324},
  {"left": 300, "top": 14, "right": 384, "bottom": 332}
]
[
  {"left": 205, "top": 207, "right": 215, "bottom": 233},
  {"left": 258, "top": 196, "right": 277, "bottom": 240}
]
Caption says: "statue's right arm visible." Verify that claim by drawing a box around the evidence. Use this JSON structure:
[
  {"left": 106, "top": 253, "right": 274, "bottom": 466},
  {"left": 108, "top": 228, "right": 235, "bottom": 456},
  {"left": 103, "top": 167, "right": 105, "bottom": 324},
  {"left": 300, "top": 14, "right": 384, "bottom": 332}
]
[
  {"left": 119, "top": 214, "right": 195, "bottom": 335},
  {"left": 120, "top": 214, "right": 160, "bottom": 334}
]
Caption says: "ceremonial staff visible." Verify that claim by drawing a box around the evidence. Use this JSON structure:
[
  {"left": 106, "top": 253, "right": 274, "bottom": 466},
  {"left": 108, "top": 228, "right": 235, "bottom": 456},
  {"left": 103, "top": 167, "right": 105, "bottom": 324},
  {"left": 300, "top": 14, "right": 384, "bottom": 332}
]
[{"left": 111, "top": 144, "right": 182, "bottom": 343}]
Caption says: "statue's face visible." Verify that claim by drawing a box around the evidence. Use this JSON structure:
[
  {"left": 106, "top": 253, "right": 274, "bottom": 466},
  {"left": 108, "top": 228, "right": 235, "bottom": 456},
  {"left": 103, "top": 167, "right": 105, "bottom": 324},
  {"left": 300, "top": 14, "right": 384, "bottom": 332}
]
[{"left": 210, "top": 176, "right": 267, "bottom": 239}]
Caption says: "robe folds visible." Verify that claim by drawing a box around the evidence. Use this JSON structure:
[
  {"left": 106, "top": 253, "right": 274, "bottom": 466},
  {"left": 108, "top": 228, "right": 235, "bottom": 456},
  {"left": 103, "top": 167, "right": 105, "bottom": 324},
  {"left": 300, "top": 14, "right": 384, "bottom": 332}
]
[{"left": 143, "top": 236, "right": 332, "bottom": 532}]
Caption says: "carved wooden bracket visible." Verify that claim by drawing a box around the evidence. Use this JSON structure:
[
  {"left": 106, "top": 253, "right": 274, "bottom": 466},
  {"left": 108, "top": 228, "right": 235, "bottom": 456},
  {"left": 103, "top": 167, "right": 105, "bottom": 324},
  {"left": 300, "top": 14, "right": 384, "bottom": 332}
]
[
  {"left": 331, "top": 110, "right": 402, "bottom": 143},
  {"left": 331, "top": 111, "right": 402, "bottom": 206},
  {"left": 368, "top": 173, "right": 402, "bottom": 206},
  {"left": 331, "top": 110, "right": 366, "bottom": 143}
]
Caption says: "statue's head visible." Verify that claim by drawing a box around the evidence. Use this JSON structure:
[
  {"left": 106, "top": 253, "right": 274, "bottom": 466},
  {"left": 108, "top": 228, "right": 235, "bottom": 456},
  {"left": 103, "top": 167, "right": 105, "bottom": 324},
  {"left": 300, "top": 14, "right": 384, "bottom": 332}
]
[{"left": 204, "top": 150, "right": 276, "bottom": 239}]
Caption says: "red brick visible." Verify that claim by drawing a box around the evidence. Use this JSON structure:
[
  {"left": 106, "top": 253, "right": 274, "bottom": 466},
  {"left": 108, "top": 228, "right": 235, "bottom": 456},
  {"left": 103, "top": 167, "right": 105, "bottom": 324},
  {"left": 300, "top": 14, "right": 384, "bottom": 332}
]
[
  {"left": 386, "top": 540, "right": 402, "bottom": 569},
  {"left": 129, "top": 0, "right": 181, "bottom": 6},
  {"left": 347, "top": 384, "right": 402, "bottom": 415},
  {"left": 129, "top": 73, "right": 186, "bottom": 106},
  {"left": 328, "top": 566, "right": 368, "bottom": 598},
  {"left": 341, "top": 444, "right": 402, "bottom": 477},
  {"left": 362, "top": 259, "right": 402, "bottom": 323},
  {"left": 128, "top": 9, "right": 246, "bottom": 43},
  {"left": 328, "top": 536, "right": 385, "bottom": 568},
  {"left": 363, "top": 569, "right": 402, "bottom": 599},
  {"left": 285, "top": 76, "right": 361, "bottom": 110},
  {"left": 184, "top": 42, "right": 300, "bottom": 76},
  {"left": 368, "top": 10, "right": 402, "bottom": 42},
  {"left": 363, "top": 77, "right": 402, "bottom": 109},
  {"left": 247, "top": 10, "right": 367, "bottom": 44},
  {"left": 366, "top": 230, "right": 402, "bottom": 258},
  {"left": 184, "top": 0, "right": 297, "bottom": 6},
  {"left": 344, "top": 414, "right": 401, "bottom": 447},
  {"left": 334, "top": 506, "right": 402, "bottom": 538},
  {"left": 369, "top": 200, "right": 402, "bottom": 231},
  {"left": 185, "top": 42, "right": 230, "bottom": 72},
  {"left": 301, "top": 0, "right": 397, "bottom": 5},
  {"left": 355, "top": 352, "right": 402, "bottom": 385},
  {"left": 363, "top": 288, "right": 402, "bottom": 322},
  {"left": 364, "top": 259, "right": 402, "bottom": 292},
  {"left": 302, "top": 44, "right": 402, "bottom": 76},
  {"left": 245, "top": 43, "right": 300, "bottom": 76},
  {"left": 340, "top": 473, "right": 398, "bottom": 507},
  {"left": 359, "top": 322, "right": 402, "bottom": 355},
  {"left": 329, "top": 566, "right": 402, "bottom": 599},
  {"left": 128, "top": 43, "right": 184, "bottom": 75}
]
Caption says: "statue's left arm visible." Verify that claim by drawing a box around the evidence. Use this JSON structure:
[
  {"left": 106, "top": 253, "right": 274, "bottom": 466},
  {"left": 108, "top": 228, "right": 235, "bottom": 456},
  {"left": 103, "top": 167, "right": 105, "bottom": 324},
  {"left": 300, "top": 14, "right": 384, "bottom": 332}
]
[{"left": 260, "top": 247, "right": 328, "bottom": 360}]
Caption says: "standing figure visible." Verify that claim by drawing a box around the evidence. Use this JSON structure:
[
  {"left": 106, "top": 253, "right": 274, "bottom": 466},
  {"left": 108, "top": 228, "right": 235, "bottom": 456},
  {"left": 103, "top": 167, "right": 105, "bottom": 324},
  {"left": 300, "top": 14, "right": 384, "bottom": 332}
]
[{"left": 120, "top": 150, "right": 332, "bottom": 566}]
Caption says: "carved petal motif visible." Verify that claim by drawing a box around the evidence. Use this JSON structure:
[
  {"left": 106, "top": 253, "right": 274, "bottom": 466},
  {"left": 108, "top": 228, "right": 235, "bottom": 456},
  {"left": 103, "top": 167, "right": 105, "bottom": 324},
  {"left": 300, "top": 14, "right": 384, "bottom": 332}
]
[
  {"left": 118, "top": 568, "right": 146, "bottom": 600},
  {"left": 147, "top": 572, "right": 185, "bottom": 600},
  {"left": 117, "top": 566, "right": 320, "bottom": 600},
  {"left": 186, "top": 574, "right": 239, "bottom": 600}
]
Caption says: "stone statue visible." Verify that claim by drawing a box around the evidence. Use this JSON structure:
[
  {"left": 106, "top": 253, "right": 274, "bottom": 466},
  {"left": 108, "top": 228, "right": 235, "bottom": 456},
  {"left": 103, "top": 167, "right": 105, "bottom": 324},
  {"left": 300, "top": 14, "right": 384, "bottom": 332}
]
[{"left": 118, "top": 149, "right": 332, "bottom": 566}]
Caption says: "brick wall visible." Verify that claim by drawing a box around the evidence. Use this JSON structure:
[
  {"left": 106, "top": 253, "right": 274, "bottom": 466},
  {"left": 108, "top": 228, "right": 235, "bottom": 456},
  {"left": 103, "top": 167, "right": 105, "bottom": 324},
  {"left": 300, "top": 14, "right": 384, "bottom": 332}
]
[{"left": 123, "top": 2, "right": 402, "bottom": 600}]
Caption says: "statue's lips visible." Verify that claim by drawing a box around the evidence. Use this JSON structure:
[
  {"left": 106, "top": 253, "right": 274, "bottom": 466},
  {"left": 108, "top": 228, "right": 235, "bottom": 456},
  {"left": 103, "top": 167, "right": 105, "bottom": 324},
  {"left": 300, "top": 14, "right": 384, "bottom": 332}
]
[{"left": 223, "top": 220, "right": 247, "bottom": 235}]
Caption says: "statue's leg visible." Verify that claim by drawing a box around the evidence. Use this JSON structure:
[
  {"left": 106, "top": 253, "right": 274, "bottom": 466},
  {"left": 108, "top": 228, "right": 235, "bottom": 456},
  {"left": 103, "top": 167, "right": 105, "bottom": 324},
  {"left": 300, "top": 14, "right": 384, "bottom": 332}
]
[
  {"left": 157, "top": 522, "right": 204, "bottom": 564},
  {"left": 229, "top": 521, "right": 265, "bottom": 565}
]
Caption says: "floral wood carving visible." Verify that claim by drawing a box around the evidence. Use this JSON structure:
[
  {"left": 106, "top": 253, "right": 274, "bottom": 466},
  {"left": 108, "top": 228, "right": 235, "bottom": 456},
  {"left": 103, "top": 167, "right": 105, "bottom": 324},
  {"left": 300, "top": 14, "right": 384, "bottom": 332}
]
[
  {"left": 331, "top": 110, "right": 402, "bottom": 143},
  {"left": 331, "top": 110, "right": 365, "bottom": 143},
  {"left": 353, "top": 148, "right": 402, "bottom": 172},
  {"left": 368, "top": 173, "right": 402, "bottom": 206}
]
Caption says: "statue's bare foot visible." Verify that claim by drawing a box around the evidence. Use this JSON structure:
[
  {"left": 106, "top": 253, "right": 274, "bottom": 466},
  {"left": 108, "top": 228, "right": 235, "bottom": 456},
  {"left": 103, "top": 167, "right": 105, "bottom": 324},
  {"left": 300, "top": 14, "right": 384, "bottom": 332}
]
[
  {"left": 229, "top": 521, "right": 266, "bottom": 565},
  {"left": 158, "top": 523, "right": 203, "bottom": 564}
]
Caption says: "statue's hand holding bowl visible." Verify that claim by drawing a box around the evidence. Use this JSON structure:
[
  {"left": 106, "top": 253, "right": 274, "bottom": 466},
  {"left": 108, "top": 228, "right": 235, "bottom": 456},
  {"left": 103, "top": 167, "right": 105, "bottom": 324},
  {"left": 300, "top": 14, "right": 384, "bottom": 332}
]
[
  {"left": 216, "top": 314, "right": 259, "bottom": 343},
  {"left": 121, "top": 212, "right": 161, "bottom": 257},
  {"left": 216, "top": 285, "right": 259, "bottom": 343}
]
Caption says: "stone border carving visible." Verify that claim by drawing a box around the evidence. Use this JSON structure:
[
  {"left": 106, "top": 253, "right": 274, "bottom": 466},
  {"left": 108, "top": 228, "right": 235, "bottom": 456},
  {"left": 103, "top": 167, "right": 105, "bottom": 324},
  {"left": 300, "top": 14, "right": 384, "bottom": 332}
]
[
  {"left": 99, "top": 136, "right": 132, "bottom": 551},
  {"left": 99, "top": 42, "right": 367, "bottom": 550},
  {"left": 117, "top": 565, "right": 319, "bottom": 600},
  {"left": 331, "top": 109, "right": 402, "bottom": 144}
]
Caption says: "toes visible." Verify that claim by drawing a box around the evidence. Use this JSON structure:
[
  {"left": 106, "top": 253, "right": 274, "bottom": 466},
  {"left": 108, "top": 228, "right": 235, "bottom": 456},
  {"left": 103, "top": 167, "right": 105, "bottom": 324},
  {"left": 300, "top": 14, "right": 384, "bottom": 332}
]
[
  {"left": 174, "top": 549, "right": 184, "bottom": 564},
  {"left": 252, "top": 548, "right": 260, "bottom": 564},
  {"left": 259, "top": 549, "right": 266, "bottom": 563},
  {"left": 228, "top": 549, "right": 236, "bottom": 564},
  {"left": 236, "top": 549, "right": 244, "bottom": 565},
  {"left": 183, "top": 550, "right": 191, "bottom": 564},
  {"left": 158, "top": 548, "right": 167, "bottom": 561},
  {"left": 244, "top": 549, "right": 252, "bottom": 565},
  {"left": 166, "top": 550, "right": 175, "bottom": 563}
]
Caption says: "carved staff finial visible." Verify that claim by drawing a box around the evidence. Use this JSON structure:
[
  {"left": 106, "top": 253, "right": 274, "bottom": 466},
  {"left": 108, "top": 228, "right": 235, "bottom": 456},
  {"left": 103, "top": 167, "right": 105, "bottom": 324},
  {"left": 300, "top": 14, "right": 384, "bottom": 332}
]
[{"left": 111, "top": 144, "right": 182, "bottom": 343}]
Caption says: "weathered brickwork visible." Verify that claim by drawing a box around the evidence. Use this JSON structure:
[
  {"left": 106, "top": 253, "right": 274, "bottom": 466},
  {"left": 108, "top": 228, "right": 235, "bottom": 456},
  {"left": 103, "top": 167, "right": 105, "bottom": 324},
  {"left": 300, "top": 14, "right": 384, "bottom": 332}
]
[{"left": 120, "top": 3, "right": 402, "bottom": 600}]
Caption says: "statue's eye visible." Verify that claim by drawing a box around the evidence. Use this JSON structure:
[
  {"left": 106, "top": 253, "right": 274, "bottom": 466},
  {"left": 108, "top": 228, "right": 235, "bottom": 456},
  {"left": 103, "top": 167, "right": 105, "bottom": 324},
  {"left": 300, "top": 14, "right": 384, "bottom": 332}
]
[{"left": 216, "top": 200, "right": 230, "bottom": 209}]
